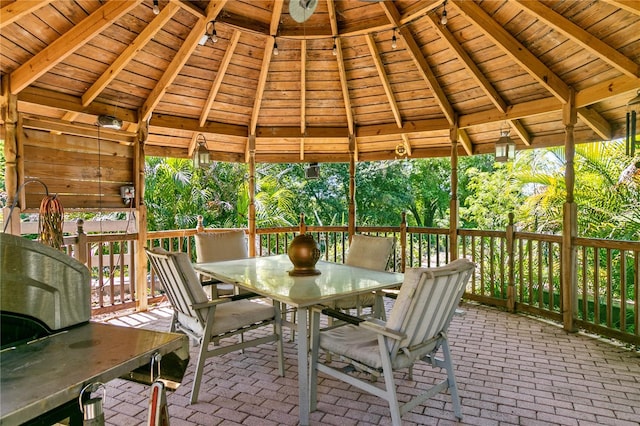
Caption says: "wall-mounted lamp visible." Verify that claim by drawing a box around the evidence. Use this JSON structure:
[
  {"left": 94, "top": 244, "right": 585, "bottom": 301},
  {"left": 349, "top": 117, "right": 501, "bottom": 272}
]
[
  {"left": 626, "top": 90, "right": 640, "bottom": 156},
  {"left": 495, "top": 123, "right": 516, "bottom": 162},
  {"left": 193, "top": 134, "right": 211, "bottom": 169}
]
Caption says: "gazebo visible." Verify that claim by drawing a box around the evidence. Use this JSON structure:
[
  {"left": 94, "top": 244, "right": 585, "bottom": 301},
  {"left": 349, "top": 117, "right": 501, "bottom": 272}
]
[{"left": 1, "top": 1, "right": 639, "bottom": 333}]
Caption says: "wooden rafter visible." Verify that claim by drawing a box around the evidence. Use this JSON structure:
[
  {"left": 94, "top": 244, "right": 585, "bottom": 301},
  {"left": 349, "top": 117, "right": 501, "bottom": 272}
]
[
  {"left": 9, "top": 0, "right": 142, "bottom": 94},
  {"left": 452, "top": 0, "right": 571, "bottom": 103},
  {"left": 515, "top": 0, "right": 639, "bottom": 78},
  {"left": 200, "top": 29, "right": 241, "bottom": 127},
  {"left": 604, "top": 0, "right": 640, "bottom": 16},
  {"left": 509, "top": 119, "right": 531, "bottom": 146},
  {"left": 139, "top": 1, "right": 227, "bottom": 122},
  {"left": 399, "top": 0, "right": 445, "bottom": 26},
  {"left": 83, "top": 2, "right": 180, "bottom": 107},
  {"left": 328, "top": 0, "right": 354, "bottom": 136},
  {"left": 457, "top": 129, "right": 473, "bottom": 156},
  {"left": 0, "top": 0, "right": 53, "bottom": 30},
  {"left": 364, "top": 34, "right": 403, "bottom": 128},
  {"left": 301, "top": 40, "right": 307, "bottom": 136},
  {"left": 250, "top": 36, "right": 275, "bottom": 135},
  {"left": 428, "top": 14, "right": 507, "bottom": 113},
  {"left": 270, "top": 0, "right": 283, "bottom": 36},
  {"left": 577, "top": 107, "right": 613, "bottom": 140}
]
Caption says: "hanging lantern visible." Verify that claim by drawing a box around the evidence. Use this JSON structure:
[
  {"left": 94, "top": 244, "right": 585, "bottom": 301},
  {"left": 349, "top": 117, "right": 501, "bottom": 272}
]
[
  {"left": 626, "top": 90, "right": 640, "bottom": 157},
  {"left": 495, "top": 123, "right": 516, "bottom": 162},
  {"left": 193, "top": 134, "right": 210, "bottom": 169}
]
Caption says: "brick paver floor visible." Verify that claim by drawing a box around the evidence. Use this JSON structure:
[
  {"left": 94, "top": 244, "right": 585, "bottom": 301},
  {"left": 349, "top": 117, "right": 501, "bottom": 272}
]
[{"left": 99, "top": 301, "right": 640, "bottom": 425}]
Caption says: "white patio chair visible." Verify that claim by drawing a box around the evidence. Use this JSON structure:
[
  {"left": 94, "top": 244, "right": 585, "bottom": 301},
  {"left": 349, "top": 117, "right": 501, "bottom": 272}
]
[
  {"left": 194, "top": 230, "right": 248, "bottom": 298},
  {"left": 330, "top": 234, "right": 395, "bottom": 318},
  {"left": 146, "top": 247, "right": 285, "bottom": 404},
  {"left": 310, "top": 258, "right": 475, "bottom": 425}
]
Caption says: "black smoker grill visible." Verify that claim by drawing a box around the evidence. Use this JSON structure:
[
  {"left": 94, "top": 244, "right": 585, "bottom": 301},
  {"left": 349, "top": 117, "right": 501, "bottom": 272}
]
[{"left": 0, "top": 233, "right": 189, "bottom": 426}]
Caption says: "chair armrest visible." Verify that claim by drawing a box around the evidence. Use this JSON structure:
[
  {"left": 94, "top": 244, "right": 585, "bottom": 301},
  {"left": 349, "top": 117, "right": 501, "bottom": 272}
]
[
  {"left": 191, "top": 298, "right": 231, "bottom": 310},
  {"left": 360, "top": 318, "right": 405, "bottom": 340}
]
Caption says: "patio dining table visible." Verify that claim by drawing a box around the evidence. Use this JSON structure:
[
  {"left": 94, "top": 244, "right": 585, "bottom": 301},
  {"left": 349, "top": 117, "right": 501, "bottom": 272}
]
[{"left": 194, "top": 254, "right": 404, "bottom": 425}]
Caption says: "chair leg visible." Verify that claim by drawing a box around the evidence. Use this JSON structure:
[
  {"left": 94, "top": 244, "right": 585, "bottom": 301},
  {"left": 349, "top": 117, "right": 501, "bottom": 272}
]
[
  {"left": 378, "top": 335, "right": 402, "bottom": 426},
  {"left": 190, "top": 309, "right": 215, "bottom": 404},
  {"left": 441, "top": 340, "right": 463, "bottom": 420}
]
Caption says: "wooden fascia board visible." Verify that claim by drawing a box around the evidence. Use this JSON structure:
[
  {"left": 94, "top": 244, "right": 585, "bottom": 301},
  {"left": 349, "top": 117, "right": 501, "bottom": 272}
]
[
  {"left": 357, "top": 118, "right": 450, "bottom": 138},
  {"left": 452, "top": 0, "right": 571, "bottom": 103},
  {"left": 577, "top": 107, "right": 613, "bottom": 140},
  {"left": 21, "top": 117, "right": 135, "bottom": 143},
  {"left": 83, "top": 2, "right": 180, "bottom": 107},
  {"left": 398, "top": 26, "right": 456, "bottom": 125},
  {"left": 364, "top": 34, "right": 403, "bottom": 128},
  {"left": 200, "top": 29, "right": 241, "bottom": 126},
  {"left": 270, "top": 0, "right": 283, "bottom": 36},
  {"left": 255, "top": 126, "right": 349, "bottom": 138},
  {"left": 250, "top": 36, "right": 275, "bottom": 135},
  {"left": 428, "top": 14, "right": 507, "bottom": 113},
  {"left": 149, "top": 113, "right": 248, "bottom": 137},
  {"left": 0, "top": 0, "right": 53, "bottom": 30},
  {"left": 515, "top": 0, "right": 639, "bottom": 78},
  {"left": 10, "top": 0, "right": 142, "bottom": 95}
]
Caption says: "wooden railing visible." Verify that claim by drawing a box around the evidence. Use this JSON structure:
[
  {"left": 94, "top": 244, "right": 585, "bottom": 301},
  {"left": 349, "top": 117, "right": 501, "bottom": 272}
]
[{"left": 52, "top": 215, "right": 638, "bottom": 345}]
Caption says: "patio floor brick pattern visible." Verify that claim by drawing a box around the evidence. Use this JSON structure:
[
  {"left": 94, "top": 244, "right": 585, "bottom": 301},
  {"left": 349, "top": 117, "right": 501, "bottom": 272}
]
[{"left": 99, "top": 301, "right": 640, "bottom": 425}]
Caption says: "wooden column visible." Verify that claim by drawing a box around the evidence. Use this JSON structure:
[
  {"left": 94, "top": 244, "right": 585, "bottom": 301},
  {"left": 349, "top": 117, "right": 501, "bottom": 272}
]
[
  {"left": 135, "top": 121, "right": 148, "bottom": 311},
  {"left": 562, "top": 90, "right": 578, "bottom": 332},
  {"left": 348, "top": 134, "right": 356, "bottom": 241},
  {"left": 1, "top": 75, "right": 21, "bottom": 235},
  {"left": 449, "top": 124, "right": 459, "bottom": 261},
  {"left": 248, "top": 135, "right": 257, "bottom": 256}
]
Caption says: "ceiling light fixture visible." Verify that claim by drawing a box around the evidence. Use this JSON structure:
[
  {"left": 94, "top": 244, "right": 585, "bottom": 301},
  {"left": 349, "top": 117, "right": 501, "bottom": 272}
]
[
  {"left": 495, "top": 122, "right": 516, "bottom": 163},
  {"left": 626, "top": 90, "right": 640, "bottom": 156},
  {"left": 440, "top": 0, "right": 448, "bottom": 25},
  {"left": 152, "top": 0, "right": 160, "bottom": 15},
  {"left": 193, "top": 134, "right": 211, "bottom": 169},
  {"left": 332, "top": 37, "right": 337, "bottom": 56},
  {"left": 273, "top": 36, "right": 279, "bottom": 56},
  {"left": 391, "top": 29, "right": 397, "bottom": 49},
  {"left": 200, "top": 21, "right": 218, "bottom": 45}
]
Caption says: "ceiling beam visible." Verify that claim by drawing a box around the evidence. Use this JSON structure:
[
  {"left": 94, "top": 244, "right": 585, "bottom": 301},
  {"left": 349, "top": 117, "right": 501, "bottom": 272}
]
[
  {"left": 83, "top": 2, "right": 180, "bottom": 107},
  {"left": 452, "top": 0, "right": 571, "bottom": 103},
  {"left": 328, "top": 0, "right": 354, "bottom": 136},
  {"left": 399, "top": 0, "right": 445, "bottom": 25},
  {"left": 140, "top": 1, "right": 227, "bottom": 122},
  {"left": 270, "top": 0, "right": 283, "bottom": 36},
  {"left": 509, "top": 119, "right": 531, "bottom": 146},
  {"left": 9, "top": 0, "right": 142, "bottom": 95},
  {"left": 457, "top": 129, "right": 473, "bottom": 156},
  {"left": 250, "top": 36, "right": 275, "bottom": 135},
  {"left": 515, "top": 0, "right": 639, "bottom": 78},
  {"left": 428, "top": 14, "right": 507, "bottom": 113},
  {"left": 0, "top": 0, "right": 53, "bottom": 30},
  {"left": 174, "top": 0, "right": 206, "bottom": 19},
  {"left": 364, "top": 34, "right": 403, "bottom": 128},
  {"left": 200, "top": 29, "right": 241, "bottom": 127},
  {"left": 577, "top": 107, "right": 613, "bottom": 140},
  {"left": 604, "top": 0, "right": 640, "bottom": 16},
  {"left": 301, "top": 40, "right": 307, "bottom": 136}
]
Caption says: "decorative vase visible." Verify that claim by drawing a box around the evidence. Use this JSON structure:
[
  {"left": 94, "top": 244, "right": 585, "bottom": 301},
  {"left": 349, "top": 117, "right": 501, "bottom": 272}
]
[{"left": 287, "top": 234, "right": 321, "bottom": 276}]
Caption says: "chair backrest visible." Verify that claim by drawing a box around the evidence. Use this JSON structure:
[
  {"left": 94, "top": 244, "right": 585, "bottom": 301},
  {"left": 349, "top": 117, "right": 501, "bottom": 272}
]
[
  {"left": 146, "top": 247, "right": 209, "bottom": 335},
  {"left": 385, "top": 258, "right": 475, "bottom": 359},
  {"left": 345, "top": 234, "right": 394, "bottom": 271},
  {"left": 195, "top": 230, "right": 248, "bottom": 263}
]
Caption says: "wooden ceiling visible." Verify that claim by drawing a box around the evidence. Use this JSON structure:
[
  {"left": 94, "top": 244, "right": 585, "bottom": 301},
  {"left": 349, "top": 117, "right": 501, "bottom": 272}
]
[{"left": 1, "top": 0, "right": 639, "bottom": 163}]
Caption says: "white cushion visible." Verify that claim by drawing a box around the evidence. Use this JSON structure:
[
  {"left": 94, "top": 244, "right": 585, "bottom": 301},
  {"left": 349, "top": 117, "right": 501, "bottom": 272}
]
[{"left": 195, "top": 230, "right": 248, "bottom": 263}]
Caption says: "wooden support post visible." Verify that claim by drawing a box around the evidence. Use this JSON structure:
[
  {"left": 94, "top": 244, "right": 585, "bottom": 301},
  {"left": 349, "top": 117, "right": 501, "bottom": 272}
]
[
  {"left": 348, "top": 135, "right": 356, "bottom": 241},
  {"left": 562, "top": 90, "right": 578, "bottom": 332},
  {"left": 1, "top": 75, "right": 21, "bottom": 235},
  {"left": 449, "top": 123, "right": 459, "bottom": 261},
  {"left": 400, "top": 212, "right": 407, "bottom": 273},
  {"left": 506, "top": 212, "right": 516, "bottom": 312},
  {"left": 135, "top": 121, "right": 148, "bottom": 312},
  {"left": 248, "top": 135, "right": 256, "bottom": 256}
]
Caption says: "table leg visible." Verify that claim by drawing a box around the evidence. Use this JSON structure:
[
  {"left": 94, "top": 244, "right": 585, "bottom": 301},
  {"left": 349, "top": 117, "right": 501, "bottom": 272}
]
[{"left": 297, "top": 306, "right": 309, "bottom": 425}]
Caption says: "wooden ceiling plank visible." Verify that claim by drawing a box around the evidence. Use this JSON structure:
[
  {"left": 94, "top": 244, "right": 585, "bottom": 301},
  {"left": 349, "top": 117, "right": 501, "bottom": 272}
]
[
  {"left": 457, "top": 129, "right": 473, "bottom": 156},
  {"left": 9, "top": 0, "right": 142, "bottom": 95},
  {"left": 250, "top": 36, "right": 275, "bottom": 134},
  {"left": 516, "top": 0, "right": 639, "bottom": 78},
  {"left": 399, "top": 0, "right": 445, "bottom": 25},
  {"left": 82, "top": 2, "right": 180, "bottom": 107},
  {"left": 577, "top": 107, "right": 613, "bottom": 140},
  {"left": 452, "top": 0, "right": 571, "bottom": 103},
  {"left": 428, "top": 14, "right": 507, "bottom": 113},
  {"left": 364, "top": 34, "right": 403, "bottom": 128},
  {"left": 0, "top": 0, "right": 53, "bottom": 30},
  {"left": 200, "top": 29, "right": 241, "bottom": 126},
  {"left": 140, "top": 1, "right": 227, "bottom": 122}
]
